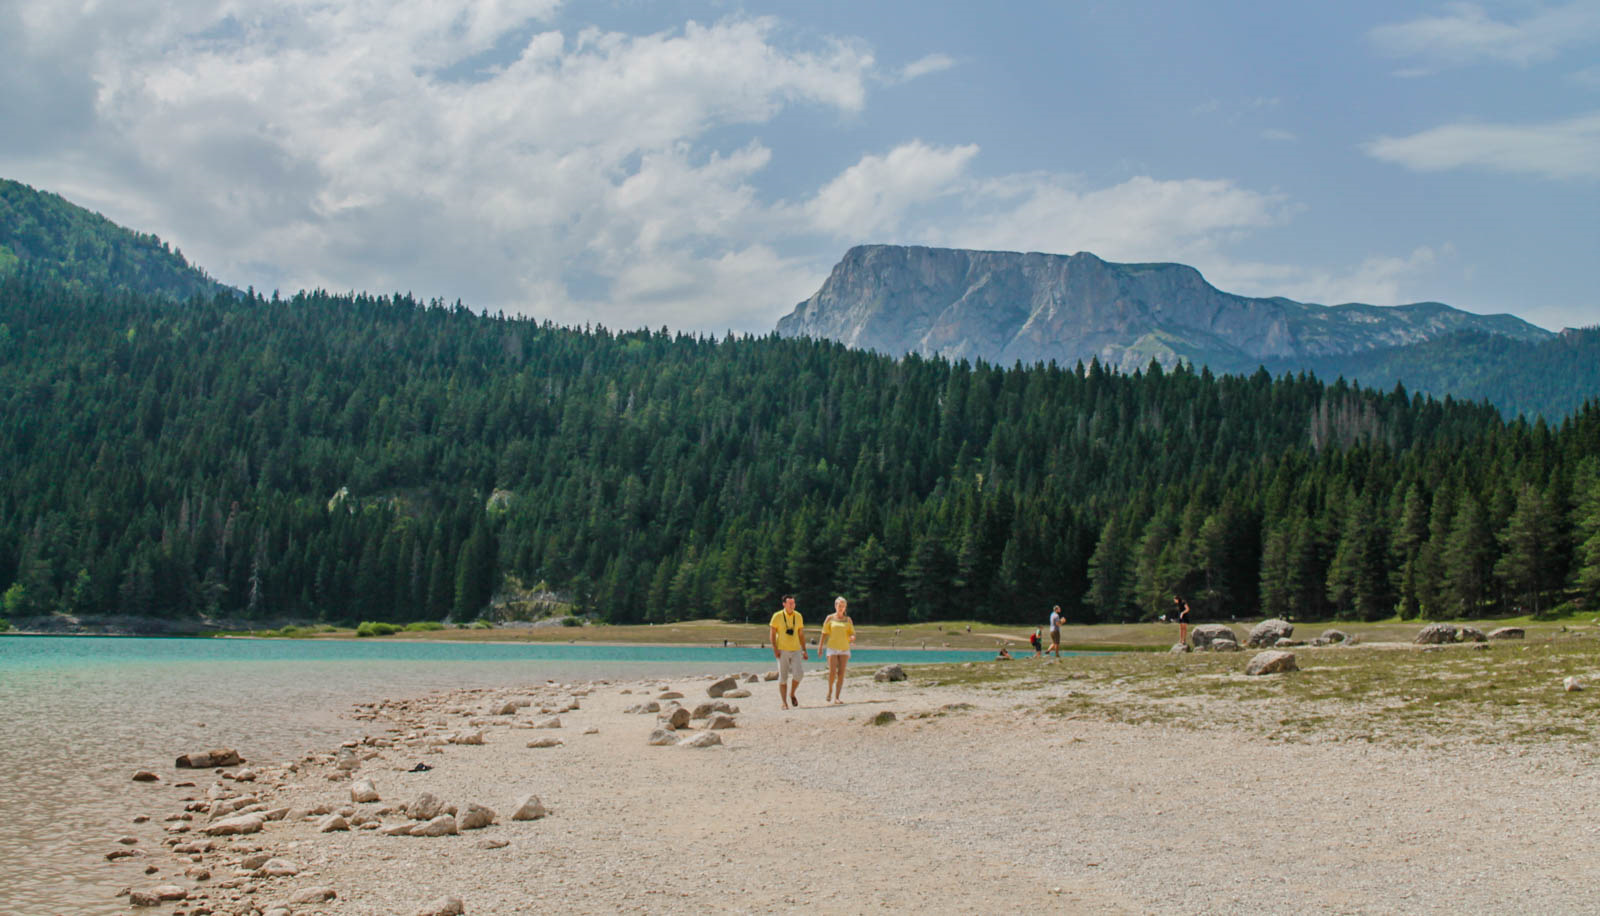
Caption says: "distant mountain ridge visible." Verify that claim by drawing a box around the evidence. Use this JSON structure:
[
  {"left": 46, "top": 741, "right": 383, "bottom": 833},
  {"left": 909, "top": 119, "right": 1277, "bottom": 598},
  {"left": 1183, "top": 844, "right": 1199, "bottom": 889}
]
[
  {"left": 777, "top": 245, "right": 1551, "bottom": 376},
  {"left": 0, "top": 178, "right": 234, "bottom": 301}
]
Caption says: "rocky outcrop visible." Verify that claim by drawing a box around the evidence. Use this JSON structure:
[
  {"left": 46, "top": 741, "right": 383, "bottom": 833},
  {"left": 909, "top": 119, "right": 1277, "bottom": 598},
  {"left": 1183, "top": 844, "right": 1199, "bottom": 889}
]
[
  {"left": 1488, "top": 627, "right": 1524, "bottom": 640},
  {"left": 777, "top": 245, "right": 1548, "bottom": 374},
  {"left": 874, "top": 665, "right": 907, "bottom": 682}
]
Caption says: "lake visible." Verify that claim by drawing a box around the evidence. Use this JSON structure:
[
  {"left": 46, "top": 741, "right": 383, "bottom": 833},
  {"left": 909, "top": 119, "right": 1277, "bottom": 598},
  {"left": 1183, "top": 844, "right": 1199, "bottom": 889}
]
[{"left": 0, "top": 635, "right": 994, "bottom": 914}]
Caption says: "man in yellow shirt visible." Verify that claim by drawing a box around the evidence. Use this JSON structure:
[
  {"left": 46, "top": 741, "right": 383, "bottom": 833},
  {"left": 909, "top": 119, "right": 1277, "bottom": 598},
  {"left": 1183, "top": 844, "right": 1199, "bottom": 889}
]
[{"left": 769, "top": 594, "right": 808, "bottom": 709}]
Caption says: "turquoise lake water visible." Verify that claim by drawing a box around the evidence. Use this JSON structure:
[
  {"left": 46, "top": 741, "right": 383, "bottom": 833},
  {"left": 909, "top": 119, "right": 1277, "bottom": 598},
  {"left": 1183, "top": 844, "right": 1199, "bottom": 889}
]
[{"left": 0, "top": 635, "right": 995, "bottom": 914}]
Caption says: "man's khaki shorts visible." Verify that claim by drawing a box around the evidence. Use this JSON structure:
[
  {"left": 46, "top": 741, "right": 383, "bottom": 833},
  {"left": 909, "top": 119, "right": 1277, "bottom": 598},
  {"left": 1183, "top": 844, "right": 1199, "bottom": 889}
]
[{"left": 777, "top": 649, "right": 805, "bottom": 683}]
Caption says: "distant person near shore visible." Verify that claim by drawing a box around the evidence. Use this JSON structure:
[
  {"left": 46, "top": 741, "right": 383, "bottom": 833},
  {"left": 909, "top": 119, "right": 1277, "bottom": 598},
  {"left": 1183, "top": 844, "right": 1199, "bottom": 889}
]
[
  {"left": 820, "top": 596, "right": 856, "bottom": 704},
  {"left": 769, "top": 595, "right": 808, "bottom": 709},
  {"left": 1048, "top": 606, "right": 1063, "bottom": 657},
  {"left": 1029, "top": 629, "right": 1043, "bottom": 657},
  {"left": 1175, "top": 596, "right": 1191, "bottom": 647}
]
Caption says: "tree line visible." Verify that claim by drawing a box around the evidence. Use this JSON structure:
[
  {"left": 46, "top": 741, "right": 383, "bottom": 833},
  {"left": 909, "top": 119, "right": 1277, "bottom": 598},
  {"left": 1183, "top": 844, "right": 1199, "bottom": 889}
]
[{"left": 2, "top": 276, "right": 1598, "bottom": 628}]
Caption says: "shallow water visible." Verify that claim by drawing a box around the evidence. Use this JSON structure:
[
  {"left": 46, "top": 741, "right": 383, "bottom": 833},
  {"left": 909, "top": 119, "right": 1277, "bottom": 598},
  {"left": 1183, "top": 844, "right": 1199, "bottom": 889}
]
[{"left": 0, "top": 636, "right": 990, "bottom": 914}]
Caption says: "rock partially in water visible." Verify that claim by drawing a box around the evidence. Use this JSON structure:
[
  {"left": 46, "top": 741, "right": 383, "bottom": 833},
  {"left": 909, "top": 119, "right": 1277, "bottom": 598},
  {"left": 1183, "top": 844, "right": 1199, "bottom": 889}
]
[
  {"left": 175, "top": 748, "right": 243, "bottom": 769},
  {"left": 131, "top": 770, "right": 161, "bottom": 783},
  {"left": 129, "top": 885, "right": 187, "bottom": 906},
  {"left": 200, "top": 813, "right": 263, "bottom": 836}
]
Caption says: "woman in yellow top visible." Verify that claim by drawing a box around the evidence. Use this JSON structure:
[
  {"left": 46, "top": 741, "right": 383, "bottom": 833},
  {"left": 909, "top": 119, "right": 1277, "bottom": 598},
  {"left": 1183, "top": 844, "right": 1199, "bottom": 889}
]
[{"left": 820, "top": 596, "right": 856, "bottom": 704}]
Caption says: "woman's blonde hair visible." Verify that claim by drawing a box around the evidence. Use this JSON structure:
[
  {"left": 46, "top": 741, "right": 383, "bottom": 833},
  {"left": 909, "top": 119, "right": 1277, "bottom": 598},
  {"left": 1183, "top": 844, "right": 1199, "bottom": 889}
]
[{"left": 834, "top": 596, "right": 848, "bottom": 608}]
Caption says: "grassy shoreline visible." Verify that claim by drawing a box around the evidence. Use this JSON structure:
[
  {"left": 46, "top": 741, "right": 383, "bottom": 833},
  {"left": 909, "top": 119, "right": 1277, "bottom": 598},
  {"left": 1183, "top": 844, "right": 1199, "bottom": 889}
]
[{"left": 190, "top": 611, "right": 1599, "bottom": 651}]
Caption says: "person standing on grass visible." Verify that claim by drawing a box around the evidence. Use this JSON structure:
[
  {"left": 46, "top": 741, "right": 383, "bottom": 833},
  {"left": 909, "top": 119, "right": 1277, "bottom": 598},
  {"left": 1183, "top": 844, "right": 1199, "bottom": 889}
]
[
  {"left": 1048, "top": 605, "right": 1064, "bottom": 657},
  {"left": 1175, "top": 596, "right": 1191, "bottom": 648},
  {"left": 769, "top": 594, "right": 808, "bottom": 709},
  {"left": 820, "top": 596, "right": 856, "bottom": 704}
]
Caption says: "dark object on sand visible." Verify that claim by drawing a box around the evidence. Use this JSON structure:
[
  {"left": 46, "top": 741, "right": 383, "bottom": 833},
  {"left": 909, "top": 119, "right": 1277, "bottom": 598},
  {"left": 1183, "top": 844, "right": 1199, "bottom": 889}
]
[{"left": 408, "top": 763, "right": 433, "bottom": 773}]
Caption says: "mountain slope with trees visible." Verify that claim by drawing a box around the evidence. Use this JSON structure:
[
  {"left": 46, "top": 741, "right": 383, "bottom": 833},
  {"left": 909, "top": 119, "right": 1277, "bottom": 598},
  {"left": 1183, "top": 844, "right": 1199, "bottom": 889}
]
[
  {"left": 1262, "top": 327, "right": 1600, "bottom": 421},
  {"left": 2, "top": 275, "right": 1598, "bottom": 629},
  {"left": 0, "top": 178, "right": 234, "bottom": 301}
]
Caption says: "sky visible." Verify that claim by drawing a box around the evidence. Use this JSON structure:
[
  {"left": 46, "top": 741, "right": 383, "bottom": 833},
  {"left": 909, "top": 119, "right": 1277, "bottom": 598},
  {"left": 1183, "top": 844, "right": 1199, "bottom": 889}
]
[{"left": 1, "top": 0, "right": 1597, "bottom": 333}]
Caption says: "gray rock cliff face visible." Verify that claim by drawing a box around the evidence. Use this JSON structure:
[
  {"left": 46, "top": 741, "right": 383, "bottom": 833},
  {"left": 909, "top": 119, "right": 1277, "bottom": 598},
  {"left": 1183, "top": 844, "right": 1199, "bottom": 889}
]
[{"left": 776, "top": 245, "right": 1548, "bottom": 372}]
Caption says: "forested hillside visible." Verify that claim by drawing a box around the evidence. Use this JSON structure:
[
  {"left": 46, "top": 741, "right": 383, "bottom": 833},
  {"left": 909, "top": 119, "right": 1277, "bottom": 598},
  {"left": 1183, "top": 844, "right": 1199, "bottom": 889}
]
[
  {"left": 0, "top": 179, "right": 234, "bottom": 301},
  {"left": 2, "top": 275, "right": 1598, "bottom": 628},
  {"left": 1263, "top": 327, "right": 1600, "bottom": 421}
]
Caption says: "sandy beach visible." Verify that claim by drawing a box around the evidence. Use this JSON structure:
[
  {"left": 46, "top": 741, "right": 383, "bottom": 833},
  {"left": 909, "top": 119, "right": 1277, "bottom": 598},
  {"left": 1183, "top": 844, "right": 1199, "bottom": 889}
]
[{"left": 102, "top": 639, "right": 1600, "bottom": 915}]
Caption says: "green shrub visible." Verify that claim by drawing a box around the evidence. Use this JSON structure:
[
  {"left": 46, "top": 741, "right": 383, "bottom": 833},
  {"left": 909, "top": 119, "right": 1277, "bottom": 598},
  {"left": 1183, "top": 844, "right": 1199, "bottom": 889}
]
[
  {"left": 471, "top": 619, "right": 494, "bottom": 629},
  {"left": 403, "top": 621, "right": 445, "bottom": 632},
  {"left": 560, "top": 615, "right": 583, "bottom": 627},
  {"left": 0, "top": 617, "right": 11, "bottom": 633},
  {"left": 355, "top": 621, "right": 400, "bottom": 637}
]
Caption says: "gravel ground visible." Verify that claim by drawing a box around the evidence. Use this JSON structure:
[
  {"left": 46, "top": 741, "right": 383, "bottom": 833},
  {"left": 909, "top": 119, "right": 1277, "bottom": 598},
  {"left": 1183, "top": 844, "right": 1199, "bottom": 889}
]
[{"left": 118, "top": 663, "right": 1600, "bottom": 915}]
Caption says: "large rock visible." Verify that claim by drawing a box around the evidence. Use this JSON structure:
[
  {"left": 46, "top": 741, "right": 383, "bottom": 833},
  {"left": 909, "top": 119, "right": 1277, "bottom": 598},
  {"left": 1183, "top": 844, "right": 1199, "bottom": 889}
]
[
  {"left": 1189, "top": 624, "right": 1240, "bottom": 650},
  {"left": 175, "top": 748, "right": 243, "bottom": 769},
  {"left": 874, "top": 664, "right": 907, "bottom": 682},
  {"left": 647, "top": 728, "right": 679, "bottom": 746},
  {"left": 1210, "top": 639, "right": 1241, "bottom": 652},
  {"left": 414, "top": 897, "right": 466, "bottom": 916},
  {"left": 706, "top": 676, "right": 739, "bottom": 698},
  {"left": 289, "top": 886, "right": 339, "bottom": 905},
  {"left": 317, "top": 814, "right": 349, "bottom": 833},
  {"left": 200, "top": 813, "right": 263, "bottom": 836},
  {"left": 407, "top": 793, "right": 445, "bottom": 821},
  {"left": 1459, "top": 626, "right": 1487, "bottom": 643},
  {"left": 1414, "top": 623, "right": 1459, "bottom": 645},
  {"left": 1245, "top": 650, "right": 1299, "bottom": 676},
  {"left": 131, "top": 770, "right": 161, "bottom": 783},
  {"left": 1488, "top": 627, "right": 1525, "bottom": 640},
  {"left": 659, "top": 707, "right": 691, "bottom": 730},
  {"left": 350, "top": 779, "right": 380, "bottom": 803},
  {"left": 458, "top": 803, "right": 495, "bottom": 830},
  {"left": 411, "top": 815, "right": 459, "bottom": 837},
  {"left": 510, "top": 795, "right": 547, "bottom": 821},
  {"left": 1321, "top": 629, "right": 1348, "bottom": 644},
  {"left": 680, "top": 731, "right": 722, "bottom": 748},
  {"left": 705, "top": 714, "right": 737, "bottom": 730},
  {"left": 1247, "top": 618, "right": 1293, "bottom": 648}
]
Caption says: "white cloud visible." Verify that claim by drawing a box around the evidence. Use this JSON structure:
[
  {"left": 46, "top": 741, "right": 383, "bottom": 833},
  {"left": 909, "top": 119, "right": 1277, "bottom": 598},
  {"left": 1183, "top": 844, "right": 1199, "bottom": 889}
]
[
  {"left": 897, "top": 53, "right": 955, "bottom": 82},
  {"left": 1365, "top": 111, "right": 1600, "bottom": 179},
  {"left": 802, "top": 141, "right": 978, "bottom": 238},
  {"left": 1370, "top": 1, "right": 1600, "bottom": 67},
  {"left": 929, "top": 173, "right": 1291, "bottom": 265},
  {"left": 1209, "top": 246, "right": 1447, "bottom": 306},
  {"left": 0, "top": 3, "right": 879, "bottom": 331}
]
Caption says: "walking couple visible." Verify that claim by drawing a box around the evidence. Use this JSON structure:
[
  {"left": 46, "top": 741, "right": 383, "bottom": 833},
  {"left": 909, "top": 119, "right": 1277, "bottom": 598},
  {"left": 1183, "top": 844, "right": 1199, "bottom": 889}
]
[{"left": 769, "top": 594, "right": 855, "bottom": 709}]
